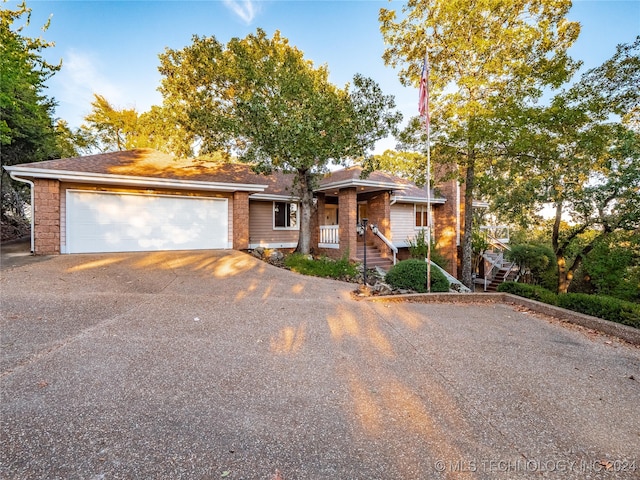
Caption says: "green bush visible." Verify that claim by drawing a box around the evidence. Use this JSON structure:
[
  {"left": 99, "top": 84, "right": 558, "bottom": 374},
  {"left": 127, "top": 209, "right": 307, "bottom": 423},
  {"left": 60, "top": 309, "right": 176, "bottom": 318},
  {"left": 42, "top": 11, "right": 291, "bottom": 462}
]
[
  {"left": 498, "top": 282, "right": 640, "bottom": 329},
  {"left": 385, "top": 259, "right": 450, "bottom": 293},
  {"left": 557, "top": 294, "right": 640, "bottom": 329},
  {"left": 284, "top": 253, "right": 357, "bottom": 280},
  {"left": 506, "top": 243, "right": 556, "bottom": 286},
  {"left": 497, "top": 282, "right": 558, "bottom": 305}
]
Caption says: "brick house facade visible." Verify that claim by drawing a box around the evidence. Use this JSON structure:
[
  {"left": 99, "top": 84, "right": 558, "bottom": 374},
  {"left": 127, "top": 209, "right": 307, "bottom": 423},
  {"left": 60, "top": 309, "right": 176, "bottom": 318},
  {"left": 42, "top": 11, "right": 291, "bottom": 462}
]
[{"left": 5, "top": 149, "right": 471, "bottom": 278}]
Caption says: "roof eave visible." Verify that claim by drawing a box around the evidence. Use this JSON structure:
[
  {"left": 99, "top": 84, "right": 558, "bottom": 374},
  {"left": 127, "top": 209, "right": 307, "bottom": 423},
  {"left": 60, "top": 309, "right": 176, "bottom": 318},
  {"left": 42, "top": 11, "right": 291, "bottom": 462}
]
[
  {"left": 3, "top": 166, "right": 268, "bottom": 193},
  {"left": 392, "top": 195, "right": 447, "bottom": 205},
  {"left": 315, "top": 179, "right": 405, "bottom": 193},
  {"left": 250, "top": 193, "right": 301, "bottom": 202}
]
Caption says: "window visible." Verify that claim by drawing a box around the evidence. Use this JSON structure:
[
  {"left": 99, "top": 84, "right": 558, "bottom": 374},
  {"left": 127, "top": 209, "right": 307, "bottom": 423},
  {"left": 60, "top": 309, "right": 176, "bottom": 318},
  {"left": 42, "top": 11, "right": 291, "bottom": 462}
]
[
  {"left": 274, "top": 202, "right": 299, "bottom": 229},
  {"left": 415, "top": 204, "right": 429, "bottom": 228}
]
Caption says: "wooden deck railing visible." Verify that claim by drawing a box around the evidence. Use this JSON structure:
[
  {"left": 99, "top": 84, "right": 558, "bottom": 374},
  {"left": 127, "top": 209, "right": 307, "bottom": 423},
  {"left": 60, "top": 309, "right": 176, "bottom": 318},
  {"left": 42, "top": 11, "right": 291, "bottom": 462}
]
[{"left": 319, "top": 225, "right": 339, "bottom": 249}]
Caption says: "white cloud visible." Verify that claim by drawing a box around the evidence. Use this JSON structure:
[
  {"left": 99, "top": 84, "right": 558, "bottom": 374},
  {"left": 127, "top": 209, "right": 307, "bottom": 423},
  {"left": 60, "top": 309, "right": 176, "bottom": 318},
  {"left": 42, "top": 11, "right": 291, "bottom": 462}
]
[
  {"left": 51, "top": 49, "right": 123, "bottom": 127},
  {"left": 223, "top": 0, "right": 258, "bottom": 24}
]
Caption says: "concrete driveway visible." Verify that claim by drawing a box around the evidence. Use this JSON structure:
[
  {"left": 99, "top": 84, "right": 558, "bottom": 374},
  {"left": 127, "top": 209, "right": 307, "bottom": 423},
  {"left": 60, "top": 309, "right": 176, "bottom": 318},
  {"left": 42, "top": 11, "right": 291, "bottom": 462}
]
[{"left": 1, "top": 250, "right": 639, "bottom": 479}]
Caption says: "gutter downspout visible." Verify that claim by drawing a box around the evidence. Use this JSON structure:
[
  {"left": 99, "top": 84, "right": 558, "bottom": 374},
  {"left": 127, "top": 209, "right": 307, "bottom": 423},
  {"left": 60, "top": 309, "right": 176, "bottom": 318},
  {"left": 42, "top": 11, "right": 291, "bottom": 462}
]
[{"left": 8, "top": 172, "right": 35, "bottom": 254}]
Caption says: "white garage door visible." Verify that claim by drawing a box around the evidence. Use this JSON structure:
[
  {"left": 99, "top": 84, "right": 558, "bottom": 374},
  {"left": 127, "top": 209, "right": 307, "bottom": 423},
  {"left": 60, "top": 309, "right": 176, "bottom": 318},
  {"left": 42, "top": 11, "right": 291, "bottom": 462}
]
[{"left": 66, "top": 190, "right": 228, "bottom": 253}]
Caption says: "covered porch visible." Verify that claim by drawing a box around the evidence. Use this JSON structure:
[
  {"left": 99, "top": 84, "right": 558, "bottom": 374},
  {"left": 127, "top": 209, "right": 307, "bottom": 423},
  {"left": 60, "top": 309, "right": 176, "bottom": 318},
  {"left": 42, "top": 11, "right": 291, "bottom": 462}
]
[{"left": 314, "top": 168, "right": 401, "bottom": 265}]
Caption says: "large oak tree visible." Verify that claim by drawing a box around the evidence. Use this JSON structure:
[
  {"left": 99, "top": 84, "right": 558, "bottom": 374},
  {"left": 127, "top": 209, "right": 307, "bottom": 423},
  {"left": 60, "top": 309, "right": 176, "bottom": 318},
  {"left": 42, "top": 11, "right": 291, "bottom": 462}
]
[{"left": 158, "top": 29, "right": 401, "bottom": 254}]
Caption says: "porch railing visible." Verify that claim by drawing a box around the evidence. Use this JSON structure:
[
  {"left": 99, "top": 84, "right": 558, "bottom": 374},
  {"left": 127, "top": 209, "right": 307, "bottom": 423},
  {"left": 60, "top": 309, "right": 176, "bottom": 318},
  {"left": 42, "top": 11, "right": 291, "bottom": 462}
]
[{"left": 319, "top": 225, "right": 339, "bottom": 249}]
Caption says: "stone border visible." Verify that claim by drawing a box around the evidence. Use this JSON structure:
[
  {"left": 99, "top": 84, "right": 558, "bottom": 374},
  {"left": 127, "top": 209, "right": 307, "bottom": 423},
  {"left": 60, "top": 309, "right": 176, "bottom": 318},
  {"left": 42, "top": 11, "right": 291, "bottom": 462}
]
[{"left": 364, "top": 292, "right": 640, "bottom": 346}]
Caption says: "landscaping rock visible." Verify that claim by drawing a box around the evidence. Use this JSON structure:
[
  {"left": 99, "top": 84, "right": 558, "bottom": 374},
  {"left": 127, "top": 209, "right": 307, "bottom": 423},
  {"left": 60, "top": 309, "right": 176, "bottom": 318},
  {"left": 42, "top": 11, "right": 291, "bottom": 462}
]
[
  {"left": 372, "top": 281, "right": 393, "bottom": 296},
  {"left": 269, "top": 250, "right": 285, "bottom": 262}
]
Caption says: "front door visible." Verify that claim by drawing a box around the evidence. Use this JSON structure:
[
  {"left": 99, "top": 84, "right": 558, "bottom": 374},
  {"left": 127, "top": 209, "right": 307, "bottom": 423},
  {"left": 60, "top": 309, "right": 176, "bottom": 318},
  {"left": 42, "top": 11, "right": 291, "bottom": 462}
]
[{"left": 357, "top": 203, "right": 368, "bottom": 223}]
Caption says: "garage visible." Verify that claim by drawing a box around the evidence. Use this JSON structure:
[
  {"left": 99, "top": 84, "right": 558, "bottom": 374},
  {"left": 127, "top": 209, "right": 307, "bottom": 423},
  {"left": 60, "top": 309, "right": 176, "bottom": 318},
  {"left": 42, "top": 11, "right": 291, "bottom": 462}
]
[{"left": 65, "top": 190, "right": 229, "bottom": 254}]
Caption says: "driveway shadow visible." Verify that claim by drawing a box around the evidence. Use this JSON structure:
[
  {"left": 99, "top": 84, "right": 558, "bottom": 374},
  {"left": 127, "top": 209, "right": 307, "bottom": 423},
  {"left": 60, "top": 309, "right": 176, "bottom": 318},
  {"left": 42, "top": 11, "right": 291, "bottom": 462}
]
[{"left": 1, "top": 251, "right": 639, "bottom": 479}]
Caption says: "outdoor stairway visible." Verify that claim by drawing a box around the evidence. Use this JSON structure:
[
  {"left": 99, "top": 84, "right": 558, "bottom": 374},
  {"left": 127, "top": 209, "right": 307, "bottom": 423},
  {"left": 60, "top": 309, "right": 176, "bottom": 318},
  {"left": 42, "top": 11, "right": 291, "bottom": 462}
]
[
  {"left": 356, "top": 242, "right": 394, "bottom": 271},
  {"left": 483, "top": 262, "right": 519, "bottom": 292}
]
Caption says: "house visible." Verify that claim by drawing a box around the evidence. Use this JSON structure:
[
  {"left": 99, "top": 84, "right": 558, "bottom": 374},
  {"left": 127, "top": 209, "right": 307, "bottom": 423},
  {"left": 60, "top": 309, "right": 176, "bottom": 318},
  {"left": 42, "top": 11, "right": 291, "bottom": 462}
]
[{"left": 4, "top": 148, "right": 476, "bottom": 277}]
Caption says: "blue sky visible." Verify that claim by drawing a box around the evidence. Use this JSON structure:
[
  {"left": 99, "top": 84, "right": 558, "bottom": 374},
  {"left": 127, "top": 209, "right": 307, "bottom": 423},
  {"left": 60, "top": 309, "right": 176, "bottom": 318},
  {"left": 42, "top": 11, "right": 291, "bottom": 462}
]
[{"left": 11, "top": 0, "right": 640, "bottom": 152}]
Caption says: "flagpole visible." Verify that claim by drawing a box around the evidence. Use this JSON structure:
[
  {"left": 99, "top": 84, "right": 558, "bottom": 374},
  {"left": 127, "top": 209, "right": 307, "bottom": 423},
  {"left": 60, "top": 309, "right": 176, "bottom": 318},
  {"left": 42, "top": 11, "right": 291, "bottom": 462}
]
[
  {"left": 422, "top": 49, "right": 431, "bottom": 293},
  {"left": 426, "top": 93, "right": 431, "bottom": 294}
]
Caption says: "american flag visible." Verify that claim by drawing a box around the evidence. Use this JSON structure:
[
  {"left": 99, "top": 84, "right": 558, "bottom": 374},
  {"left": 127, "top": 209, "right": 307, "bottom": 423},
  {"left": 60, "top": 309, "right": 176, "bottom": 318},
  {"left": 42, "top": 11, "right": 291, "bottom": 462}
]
[{"left": 418, "top": 53, "right": 429, "bottom": 129}]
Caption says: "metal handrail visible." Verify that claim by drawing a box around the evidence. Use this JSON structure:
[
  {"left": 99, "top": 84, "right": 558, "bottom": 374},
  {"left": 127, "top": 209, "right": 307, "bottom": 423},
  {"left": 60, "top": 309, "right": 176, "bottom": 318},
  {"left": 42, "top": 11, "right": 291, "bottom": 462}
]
[
  {"left": 370, "top": 224, "right": 397, "bottom": 265},
  {"left": 431, "top": 261, "right": 471, "bottom": 292},
  {"left": 483, "top": 251, "right": 504, "bottom": 291}
]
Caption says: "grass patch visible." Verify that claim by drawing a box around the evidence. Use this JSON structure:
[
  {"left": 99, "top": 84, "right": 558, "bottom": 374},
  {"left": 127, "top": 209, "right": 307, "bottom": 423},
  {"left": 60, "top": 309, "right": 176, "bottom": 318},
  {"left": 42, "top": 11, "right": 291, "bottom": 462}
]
[{"left": 284, "top": 253, "right": 358, "bottom": 281}]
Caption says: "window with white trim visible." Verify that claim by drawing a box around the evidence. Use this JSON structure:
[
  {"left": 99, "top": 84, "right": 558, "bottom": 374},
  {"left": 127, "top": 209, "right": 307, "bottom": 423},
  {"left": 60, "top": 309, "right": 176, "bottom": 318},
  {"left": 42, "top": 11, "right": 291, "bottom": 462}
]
[
  {"left": 415, "top": 204, "right": 429, "bottom": 228},
  {"left": 274, "top": 201, "right": 299, "bottom": 229}
]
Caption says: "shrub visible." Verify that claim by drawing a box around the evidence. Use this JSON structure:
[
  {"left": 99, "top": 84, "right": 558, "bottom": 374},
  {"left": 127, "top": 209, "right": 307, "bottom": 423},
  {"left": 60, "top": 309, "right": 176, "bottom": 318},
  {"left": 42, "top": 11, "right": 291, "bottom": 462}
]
[
  {"left": 498, "top": 282, "right": 640, "bottom": 329},
  {"left": 497, "top": 282, "right": 558, "bottom": 305},
  {"left": 506, "top": 244, "right": 555, "bottom": 285},
  {"left": 407, "top": 229, "right": 450, "bottom": 270},
  {"left": 557, "top": 294, "right": 640, "bottom": 329},
  {"left": 284, "top": 253, "right": 358, "bottom": 280},
  {"left": 385, "top": 259, "right": 449, "bottom": 293}
]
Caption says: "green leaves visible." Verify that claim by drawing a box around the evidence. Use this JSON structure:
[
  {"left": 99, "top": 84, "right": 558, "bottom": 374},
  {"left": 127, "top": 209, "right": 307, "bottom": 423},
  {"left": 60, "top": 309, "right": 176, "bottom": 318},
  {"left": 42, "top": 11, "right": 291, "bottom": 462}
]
[
  {"left": 158, "top": 29, "right": 400, "bottom": 170},
  {"left": 157, "top": 29, "right": 401, "bottom": 253},
  {"left": 0, "top": 2, "right": 61, "bottom": 168},
  {"left": 380, "top": 0, "right": 580, "bottom": 287},
  {"left": 1, "top": 1, "right": 69, "bottom": 220}
]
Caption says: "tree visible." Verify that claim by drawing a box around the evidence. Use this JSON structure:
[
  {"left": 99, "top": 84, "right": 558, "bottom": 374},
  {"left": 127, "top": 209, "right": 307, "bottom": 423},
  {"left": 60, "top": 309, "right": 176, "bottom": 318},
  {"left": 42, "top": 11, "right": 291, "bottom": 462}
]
[
  {"left": 379, "top": 0, "right": 580, "bottom": 287},
  {"left": 0, "top": 1, "right": 62, "bottom": 225},
  {"left": 487, "top": 39, "right": 640, "bottom": 294},
  {"left": 80, "top": 94, "right": 138, "bottom": 152},
  {"left": 54, "top": 120, "right": 96, "bottom": 158},
  {"left": 364, "top": 148, "right": 428, "bottom": 186},
  {"left": 79, "top": 94, "right": 182, "bottom": 154},
  {"left": 578, "top": 230, "right": 640, "bottom": 301},
  {"left": 158, "top": 29, "right": 401, "bottom": 253}
]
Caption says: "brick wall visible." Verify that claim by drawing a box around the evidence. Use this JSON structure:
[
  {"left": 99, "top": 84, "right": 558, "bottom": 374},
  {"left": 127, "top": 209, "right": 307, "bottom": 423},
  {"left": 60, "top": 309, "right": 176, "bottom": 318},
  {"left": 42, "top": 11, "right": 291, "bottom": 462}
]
[
  {"left": 367, "top": 192, "right": 391, "bottom": 258},
  {"left": 338, "top": 187, "right": 357, "bottom": 260},
  {"left": 433, "top": 179, "right": 460, "bottom": 277},
  {"left": 33, "top": 179, "right": 61, "bottom": 255},
  {"left": 233, "top": 191, "right": 249, "bottom": 250}
]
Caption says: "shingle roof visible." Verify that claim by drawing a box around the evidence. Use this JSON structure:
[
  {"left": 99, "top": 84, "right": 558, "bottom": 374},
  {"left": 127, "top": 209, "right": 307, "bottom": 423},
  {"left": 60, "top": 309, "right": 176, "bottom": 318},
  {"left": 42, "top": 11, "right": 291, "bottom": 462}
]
[
  {"left": 10, "top": 148, "right": 298, "bottom": 196},
  {"left": 318, "top": 165, "right": 445, "bottom": 203},
  {"left": 7, "top": 149, "right": 442, "bottom": 201}
]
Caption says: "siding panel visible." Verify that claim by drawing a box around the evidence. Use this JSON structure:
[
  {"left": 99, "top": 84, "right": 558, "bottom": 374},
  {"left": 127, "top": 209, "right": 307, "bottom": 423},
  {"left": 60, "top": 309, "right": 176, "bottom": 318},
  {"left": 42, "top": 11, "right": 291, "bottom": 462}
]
[
  {"left": 390, "top": 204, "right": 417, "bottom": 245},
  {"left": 249, "top": 200, "right": 299, "bottom": 247}
]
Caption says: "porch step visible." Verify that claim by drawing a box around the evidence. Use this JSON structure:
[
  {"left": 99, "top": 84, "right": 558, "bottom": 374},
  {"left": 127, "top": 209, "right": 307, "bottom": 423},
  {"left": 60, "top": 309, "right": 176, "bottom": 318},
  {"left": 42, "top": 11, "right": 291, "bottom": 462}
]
[{"left": 356, "top": 243, "right": 393, "bottom": 271}]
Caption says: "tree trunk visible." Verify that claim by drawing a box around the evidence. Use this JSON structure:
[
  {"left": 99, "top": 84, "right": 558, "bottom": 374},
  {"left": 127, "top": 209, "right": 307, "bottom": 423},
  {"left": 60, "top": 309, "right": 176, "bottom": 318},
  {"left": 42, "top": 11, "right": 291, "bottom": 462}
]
[
  {"left": 461, "top": 160, "right": 475, "bottom": 288},
  {"left": 556, "top": 256, "right": 571, "bottom": 294},
  {"left": 551, "top": 201, "right": 566, "bottom": 293},
  {"left": 295, "top": 170, "right": 314, "bottom": 255},
  {"left": 559, "top": 233, "right": 603, "bottom": 295}
]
